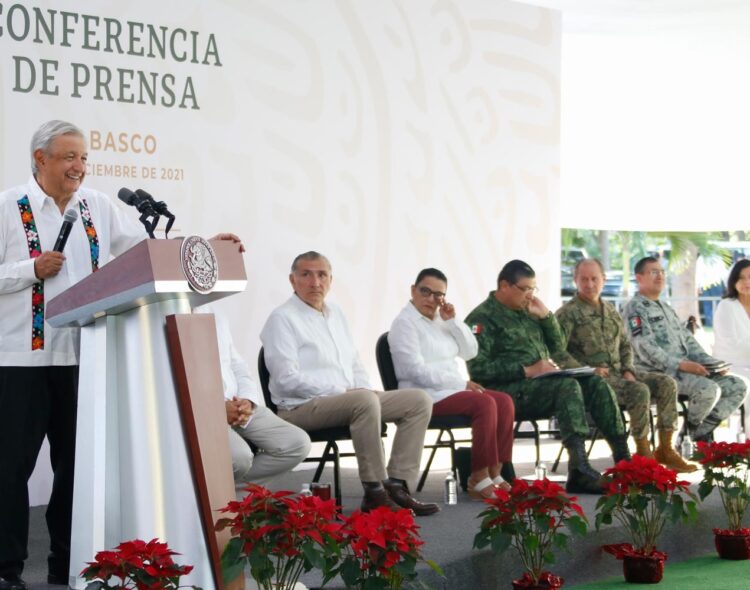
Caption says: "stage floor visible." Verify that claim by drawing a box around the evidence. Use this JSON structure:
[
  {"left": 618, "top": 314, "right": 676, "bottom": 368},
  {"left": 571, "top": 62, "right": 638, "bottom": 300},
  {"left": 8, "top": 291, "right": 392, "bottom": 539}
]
[{"left": 23, "top": 426, "right": 739, "bottom": 589}]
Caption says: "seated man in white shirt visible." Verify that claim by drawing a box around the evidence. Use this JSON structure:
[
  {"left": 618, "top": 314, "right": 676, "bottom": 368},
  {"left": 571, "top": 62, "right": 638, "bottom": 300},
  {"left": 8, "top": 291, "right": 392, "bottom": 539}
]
[
  {"left": 196, "top": 305, "right": 311, "bottom": 487},
  {"left": 260, "top": 251, "right": 439, "bottom": 515}
]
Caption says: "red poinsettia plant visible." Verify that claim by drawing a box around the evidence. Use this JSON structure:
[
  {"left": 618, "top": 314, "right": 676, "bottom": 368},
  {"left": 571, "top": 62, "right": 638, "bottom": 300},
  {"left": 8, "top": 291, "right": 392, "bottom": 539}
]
[
  {"left": 80, "top": 538, "right": 194, "bottom": 590},
  {"left": 694, "top": 440, "right": 750, "bottom": 534},
  {"left": 216, "top": 484, "right": 343, "bottom": 590},
  {"left": 335, "top": 506, "right": 442, "bottom": 590},
  {"left": 473, "top": 478, "right": 588, "bottom": 588},
  {"left": 595, "top": 455, "right": 697, "bottom": 560}
]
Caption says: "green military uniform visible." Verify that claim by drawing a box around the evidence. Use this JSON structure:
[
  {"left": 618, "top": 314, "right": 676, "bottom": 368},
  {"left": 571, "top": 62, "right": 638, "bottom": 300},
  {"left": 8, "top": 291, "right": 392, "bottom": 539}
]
[
  {"left": 553, "top": 295, "right": 678, "bottom": 440},
  {"left": 623, "top": 293, "right": 747, "bottom": 438},
  {"left": 465, "top": 292, "right": 625, "bottom": 443}
]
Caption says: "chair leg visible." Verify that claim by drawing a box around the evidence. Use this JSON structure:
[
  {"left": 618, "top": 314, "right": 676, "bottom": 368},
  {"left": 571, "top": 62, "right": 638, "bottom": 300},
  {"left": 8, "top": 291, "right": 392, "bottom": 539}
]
[
  {"left": 587, "top": 427, "right": 599, "bottom": 457},
  {"left": 332, "top": 442, "right": 342, "bottom": 508},
  {"left": 551, "top": 443, "right": 564, "bottom": 473},
  {"left": 417, "top": 429, "right": 444, "bottom": 492},
  {"left": 446, "top": 429, "right": 458, "bottom": 479},
  {"left": 312, "top": 441, "right": 332, "bottom": 483},
  {"left": 532, "top": 421, "right": 540, "bottom": 466}
]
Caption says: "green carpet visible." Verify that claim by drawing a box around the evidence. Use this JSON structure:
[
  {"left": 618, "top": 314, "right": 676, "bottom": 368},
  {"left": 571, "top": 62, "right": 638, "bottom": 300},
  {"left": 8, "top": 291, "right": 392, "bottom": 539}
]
[{"left": 571, "top": 555, "right": 750, "bottom": 589}]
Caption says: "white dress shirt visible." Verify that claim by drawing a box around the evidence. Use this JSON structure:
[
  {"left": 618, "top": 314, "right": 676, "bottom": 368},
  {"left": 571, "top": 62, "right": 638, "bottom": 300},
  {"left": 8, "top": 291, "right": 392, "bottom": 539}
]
[
  {"left": 0, "top": 175, "right": 144, "bottom": 366},
  {"left": 260, "top": 294, "right": 372, "bottom": 410},
  {"left": 388, "top": 302, "right": 478, "bottom": 403},
  {"left": 713, "top": 298, "right": 750, "bottom": 369}
]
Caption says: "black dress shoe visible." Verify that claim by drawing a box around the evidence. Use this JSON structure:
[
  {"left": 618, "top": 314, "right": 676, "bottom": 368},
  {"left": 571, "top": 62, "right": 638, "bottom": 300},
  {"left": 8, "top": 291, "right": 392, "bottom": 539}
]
[
  {"left": 383, "top": 481, "right": 440, "bottom": 516},
  {"left": 360, "top": 487, "right": 402, "bottom": 512},
  {"left": 47, "top": 572, "right": 69, "bottom": 585},
  {"left": 0, "top": 574, "right": 27, "bottom": 590}
]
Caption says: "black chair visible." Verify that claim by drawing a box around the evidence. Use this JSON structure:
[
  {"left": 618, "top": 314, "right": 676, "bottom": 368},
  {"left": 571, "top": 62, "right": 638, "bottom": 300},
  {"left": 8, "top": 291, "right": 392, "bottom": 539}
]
[
  {"left": 375, "top": 332, "right": 473, "bottom": 491},
  {"left": 257, "top": 348, "right": 386, "bottom": 507}
]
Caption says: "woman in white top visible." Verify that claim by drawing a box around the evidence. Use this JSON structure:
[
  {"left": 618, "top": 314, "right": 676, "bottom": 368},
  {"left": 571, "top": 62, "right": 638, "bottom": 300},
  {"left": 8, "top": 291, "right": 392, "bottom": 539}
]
[
  {"left": 713, "top": 259, "right": 750, "bottom": 435},
  {"left": 389, "top": 268, "right": 515, "bottom": 499}
]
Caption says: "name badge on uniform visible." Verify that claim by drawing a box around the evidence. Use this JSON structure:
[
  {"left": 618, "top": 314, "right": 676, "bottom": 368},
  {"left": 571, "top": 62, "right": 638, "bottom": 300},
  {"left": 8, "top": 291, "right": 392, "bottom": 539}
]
[
  {"left": 472, "top": 324, "right": 483, "bottom": 335},
  {"left": 629, "top": 316, "right": 642, "bottom": 336}
]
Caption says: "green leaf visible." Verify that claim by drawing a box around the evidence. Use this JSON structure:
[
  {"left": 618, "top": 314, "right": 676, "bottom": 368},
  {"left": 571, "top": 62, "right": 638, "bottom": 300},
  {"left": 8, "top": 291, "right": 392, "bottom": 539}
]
[
  {"left": 566, "top": 515, "right": 588, "bottom": 537},
  {"left": 339, "top": 558, "right": 361, "bottom": 586},
  {"left": 363, "top": 576, "right": 389, "bottom": 590},
  {"left": 491, "top": 532, "right": 513, "bottom": 553},
  {"left": 220, "top": 537, "right": 245, "bottom": 584},
  {"left": 424, "top": 559, "right": 445, "bottom": 577},
  {"left": 553, "top": 533, "right": 568, "bottom": 550},
  {"left": 523, "top": 535, "right": 540, "bottom": 554},
  {"left": 301, "top": 543, "right": 324, "bottom": 570},
  {"left": 698, "top": 480, "right": 714, "bottom": 500}
]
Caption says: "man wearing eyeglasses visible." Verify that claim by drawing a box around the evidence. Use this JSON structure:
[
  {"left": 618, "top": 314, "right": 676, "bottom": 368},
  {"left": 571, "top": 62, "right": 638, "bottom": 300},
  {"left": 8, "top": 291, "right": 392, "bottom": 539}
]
[
  {"left": 465, "top": 260, "right": 629, "bottom": 495},
  {"left": 624, "top": 256, "right": 746, "bottom": 443}
]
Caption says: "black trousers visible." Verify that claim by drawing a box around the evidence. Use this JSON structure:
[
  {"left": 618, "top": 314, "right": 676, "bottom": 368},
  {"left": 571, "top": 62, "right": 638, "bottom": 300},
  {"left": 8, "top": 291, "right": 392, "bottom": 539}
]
[{"left": 0, "top": 366, "right": 78, "bottom": 578}]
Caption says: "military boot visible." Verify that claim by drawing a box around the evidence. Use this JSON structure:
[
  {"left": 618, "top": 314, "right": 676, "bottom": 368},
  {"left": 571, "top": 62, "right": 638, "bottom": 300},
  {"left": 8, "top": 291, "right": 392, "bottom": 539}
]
[
  {"left": 607, "top": 434, "right": 632, "bottom": 463},
  {"left": 565, "top": 435, "right": 604, "bottom": 495},
  {"left": 654, "top": 429, "right": 698, "bottom": 473},
  {"left": 634, "top": 438, "right": 654, "bottom": 459}
]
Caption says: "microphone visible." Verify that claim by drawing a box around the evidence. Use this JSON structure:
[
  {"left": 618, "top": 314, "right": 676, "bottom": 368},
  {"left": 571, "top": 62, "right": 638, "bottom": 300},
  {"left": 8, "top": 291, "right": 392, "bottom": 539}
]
[
  {"left": 53, "top": 209, "right": 79, "bottom": 252},
  {"left": 118, "top": 187, "right": 155, "bottom": 215},
  {"left": 118, "top": 187, "right": 157, "bottom": 239},
  {"left": 135, "top": 189, "right": 176, "bottom": 238}
]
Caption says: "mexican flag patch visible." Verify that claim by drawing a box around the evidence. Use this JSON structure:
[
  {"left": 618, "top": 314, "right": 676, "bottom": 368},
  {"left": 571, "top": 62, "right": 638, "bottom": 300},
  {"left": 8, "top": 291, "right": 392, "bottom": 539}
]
[
  {"left": 472, "top": 324, "right": 483, "bottom": 335},
  {"left": 629, "top": 316, "right": 642, "bottom": 336}
]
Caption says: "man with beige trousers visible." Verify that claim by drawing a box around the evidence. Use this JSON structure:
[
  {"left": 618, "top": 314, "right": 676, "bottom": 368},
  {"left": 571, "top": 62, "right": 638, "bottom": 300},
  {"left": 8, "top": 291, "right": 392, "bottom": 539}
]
[{"left": 260, "top": 251, "right": 439, "bottom": 516}]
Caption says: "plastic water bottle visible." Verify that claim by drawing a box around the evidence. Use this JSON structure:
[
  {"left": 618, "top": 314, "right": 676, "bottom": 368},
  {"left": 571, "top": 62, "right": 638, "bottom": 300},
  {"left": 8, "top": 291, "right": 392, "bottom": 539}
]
[
  {"left": 444, "top": 472, "right": 458, "bottom": 505},
  {"left": 535, "top": 462, "right": 548, "bottom": 480},
  {"left": 299, "top": 483, "right": 312, "bottom": 497},
  {"left": 680, "top": 434, "right": 693, "bottom": 459}
]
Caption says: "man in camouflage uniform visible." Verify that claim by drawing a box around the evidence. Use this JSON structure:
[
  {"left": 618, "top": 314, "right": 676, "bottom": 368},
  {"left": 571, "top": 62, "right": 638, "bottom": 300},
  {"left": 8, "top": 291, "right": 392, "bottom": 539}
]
[
  {"left": 554, "top": 259, "right": 695, "bottom": 472},
  {"left": 623, "top": 256, "right": 747, "bottom": 443},
  {"left": 465, "top": 260, "right": 629, "bottom": 494}
]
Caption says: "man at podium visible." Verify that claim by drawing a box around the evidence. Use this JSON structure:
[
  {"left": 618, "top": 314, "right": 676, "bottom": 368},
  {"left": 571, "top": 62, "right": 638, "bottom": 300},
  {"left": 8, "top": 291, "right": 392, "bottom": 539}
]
[
  {"left": 0, "top": 120, "right": 146, "bottom": 590},
  {"left": 0, "top": 120, "right": 243, "bottom": 590}
]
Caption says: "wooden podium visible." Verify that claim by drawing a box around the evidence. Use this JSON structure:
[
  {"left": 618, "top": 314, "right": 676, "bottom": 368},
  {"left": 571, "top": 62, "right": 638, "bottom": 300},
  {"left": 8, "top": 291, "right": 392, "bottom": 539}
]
[{"left": 46, "top": 238, "right": 247, "bottom": 590}]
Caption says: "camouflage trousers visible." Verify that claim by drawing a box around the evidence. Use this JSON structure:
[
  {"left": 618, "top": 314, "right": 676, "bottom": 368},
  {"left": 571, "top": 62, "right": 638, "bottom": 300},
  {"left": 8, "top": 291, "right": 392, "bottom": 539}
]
[
  {"left": 605, "top": 372, "right": 678, "bottom": 439},
  {"left": 501, "top": 375, "right": 625, "bottom": 443},
  {"left": 676, "top": 372, "right": 747, "bottom": 436}
]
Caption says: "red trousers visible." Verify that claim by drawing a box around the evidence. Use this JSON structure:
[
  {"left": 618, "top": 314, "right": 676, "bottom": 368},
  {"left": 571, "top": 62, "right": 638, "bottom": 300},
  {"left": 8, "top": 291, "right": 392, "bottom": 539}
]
[{"left": 432, "top": 389, "right": 515, "bottom": 471}]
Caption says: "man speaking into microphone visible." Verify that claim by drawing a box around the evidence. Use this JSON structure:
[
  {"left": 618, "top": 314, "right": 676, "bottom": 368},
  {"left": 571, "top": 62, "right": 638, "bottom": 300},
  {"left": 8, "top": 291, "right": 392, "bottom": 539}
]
[
  {"left": 0, "top": 121, "right": 147, "bottom": 590},
  {"left": 0, "top": 120, "right": 244, "bottom": 590}
]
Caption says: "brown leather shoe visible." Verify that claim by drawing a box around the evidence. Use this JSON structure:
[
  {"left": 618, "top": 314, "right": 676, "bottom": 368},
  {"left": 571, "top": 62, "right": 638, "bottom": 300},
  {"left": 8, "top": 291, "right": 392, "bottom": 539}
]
[
  {"left": 360, "top": 487, "right": 402, "bottom": 512},
  {"left": 383, "top": 481, "right": 440, "bottom": 516}
]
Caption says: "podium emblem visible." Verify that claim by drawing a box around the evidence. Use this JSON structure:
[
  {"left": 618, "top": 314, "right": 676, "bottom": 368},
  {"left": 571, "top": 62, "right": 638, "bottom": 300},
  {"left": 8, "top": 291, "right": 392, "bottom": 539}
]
[{"left": 180, "top": 236, "right": 219, "bottom": 294}]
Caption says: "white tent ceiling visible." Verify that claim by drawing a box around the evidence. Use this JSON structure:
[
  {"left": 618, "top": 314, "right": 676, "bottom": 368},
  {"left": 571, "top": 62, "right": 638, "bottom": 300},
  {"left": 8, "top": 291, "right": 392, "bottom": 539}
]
[{"left": 521, "top": 0, "right": 750, "bottom": 231}]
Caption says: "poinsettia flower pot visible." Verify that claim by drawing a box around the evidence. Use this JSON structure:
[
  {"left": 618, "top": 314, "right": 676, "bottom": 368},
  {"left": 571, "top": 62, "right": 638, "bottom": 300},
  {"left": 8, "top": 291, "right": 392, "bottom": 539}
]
[
  {"left": 714, "top": 529, "right": 750, "bottom": 560},
  {"left": 603, "top": 544, "right": 666, "bottom": 584},
  {"left": 622, "top": 554, "right": 665, "bottom": 584},
  {"left": 511, "top": 572, "right": 564, "bottom": 589}
]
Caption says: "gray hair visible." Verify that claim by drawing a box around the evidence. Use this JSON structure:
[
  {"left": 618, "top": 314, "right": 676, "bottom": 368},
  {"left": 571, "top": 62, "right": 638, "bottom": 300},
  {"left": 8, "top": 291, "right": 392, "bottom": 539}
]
[
  {"left": 30, "top": 120, "right": 85, "bottom": 174},
  {"left": 291, "top": 251, "right": 331, "bottom": 272},
  {"left": 574, "top": 257, "right": 605, "bottom": 277}
]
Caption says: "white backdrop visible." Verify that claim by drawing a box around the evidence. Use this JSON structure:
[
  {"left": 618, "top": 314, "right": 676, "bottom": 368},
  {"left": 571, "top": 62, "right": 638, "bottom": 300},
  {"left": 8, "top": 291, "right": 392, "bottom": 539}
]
[
  {"left": 555, "top": 1, "right": 750, "bottom": 231},
  {"left": 0, "top": 0, "right": 560, "bottom": 504}
]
